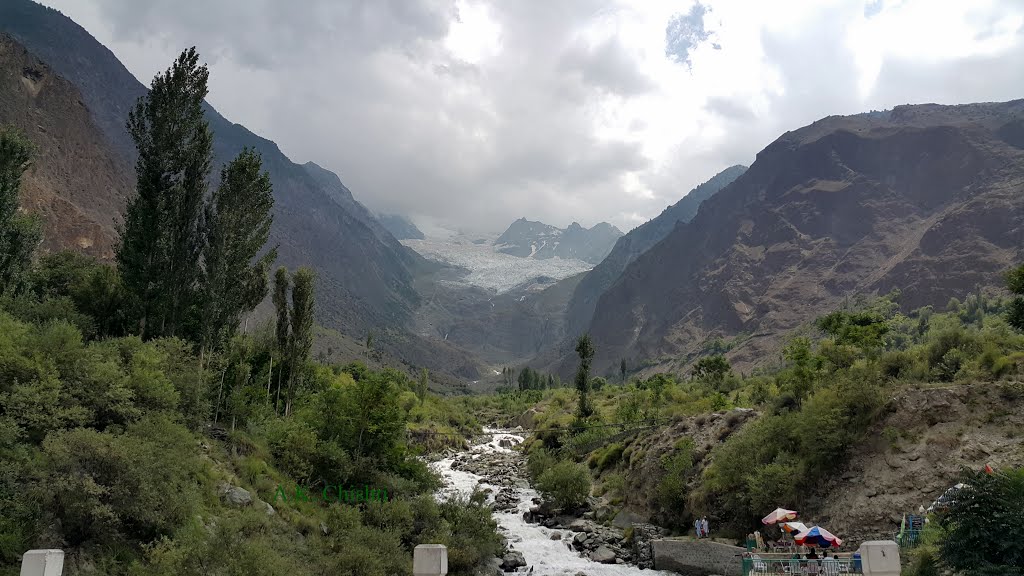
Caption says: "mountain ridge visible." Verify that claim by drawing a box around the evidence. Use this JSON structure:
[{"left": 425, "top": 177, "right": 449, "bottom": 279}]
[
  {"left": 583, "top": 99, "right": 1024, "bottom": 376},
  {"left": 494, "top": 217, "right": 622, "bottom": 265},
  {"left": 564, "top": 164, "right": 748, "bottom": 337}
]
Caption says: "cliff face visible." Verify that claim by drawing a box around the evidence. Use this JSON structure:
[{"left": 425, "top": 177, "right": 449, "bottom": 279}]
[
  {"left": 587, "top": 102, "right": 1024, "bottom": 375},
  {"left": 0, "top": 33, "right": 130, "bottom": 259}
]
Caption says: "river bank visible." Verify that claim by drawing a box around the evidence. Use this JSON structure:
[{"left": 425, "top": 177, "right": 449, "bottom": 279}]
[{"left": 431, "top": 428, "right": 674, "bottom": 576}]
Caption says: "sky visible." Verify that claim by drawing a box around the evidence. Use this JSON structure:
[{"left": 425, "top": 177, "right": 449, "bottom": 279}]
[{"left": 40, "top": 0, "right": 1024, "bottom": 234}]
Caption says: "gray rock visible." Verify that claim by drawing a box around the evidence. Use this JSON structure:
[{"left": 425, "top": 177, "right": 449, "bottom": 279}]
[
  {"left": 583, "top": 511, "right": 596, "bottom": 520},
  {"left": 264, "top": 501, "right": 276, "bottom": 516},
  {"left": 221, "top": 485, "right": 253, "bottom": 507},
  {"left": 550, "top": 531, "right": 562, "bottom": 540},
  {"left": 570, "top": 519, "right": 592, "bottom": 532},
  {"left": 502, "top": 551, "right": 526, "bottom": 570},
  {"left": 320, "top": 521, "right": 329, "bottom": 536},
  {"left": 612, "top": 509, "right": 645, "bottom": 529},
  {"left": 573, "top": 533, "right": 588, "bottom": 545},
  {"left": 590, "top": 546, "right": 616, "bottom": 564}
]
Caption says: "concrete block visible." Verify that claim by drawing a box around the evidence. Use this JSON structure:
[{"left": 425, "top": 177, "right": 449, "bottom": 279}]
[
  {"left": 858, "top": 540, "right": 900, "bottom": 576},
  {"left": 20, "top": 549, "right": 64, "bottom": 576},
  {"left": 414, "top": 544, "right": 448, "bottom": 576}
]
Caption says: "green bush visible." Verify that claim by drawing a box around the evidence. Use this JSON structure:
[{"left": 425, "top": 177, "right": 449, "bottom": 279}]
[{"left": 537, "top": 460, "right": 591, "bottom": 509}]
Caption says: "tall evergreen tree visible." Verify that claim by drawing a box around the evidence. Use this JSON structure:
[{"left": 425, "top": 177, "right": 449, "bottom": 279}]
[
  {"left": 118, "top": 47, "right": 212, "bottom": 338},
  {"left": 285, "top": 267, "right": 315, "bottom": 414},
  {"left": 417, "top": 368, "right": 428, "bottom": 405},
  {"left": 198, "top": 148, "right": 276, "bottom": 354},
  {"left": 272, "top": 266, "right": 290, "bottom": 411},
  {"left": 574, "top": 335, "right": 595, "bottom": 418},
  {"left": 0, "top": 127, "right": 41, "bottom": 295},
  {"left": 620, "top": 358, "right": 627, "bottom": 384},
  {"left": 273, "top": 267, "right": 290, "bottom": 351}
]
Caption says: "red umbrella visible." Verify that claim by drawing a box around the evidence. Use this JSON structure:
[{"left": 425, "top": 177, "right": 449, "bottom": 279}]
[{"left": 762, "top": 508, "right": 799, "bottom": 525}]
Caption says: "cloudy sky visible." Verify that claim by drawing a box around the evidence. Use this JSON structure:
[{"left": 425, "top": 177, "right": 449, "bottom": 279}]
[{"left": 42, "top": 0, "right": 1024, "bottom": 234}]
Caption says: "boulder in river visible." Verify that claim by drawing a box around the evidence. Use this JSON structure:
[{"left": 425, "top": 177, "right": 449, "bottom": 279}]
[
  {"left": 550, "top": 531, "right": 562, "bottom": 540},
  {"left": 501, "top": 551, "right": 526, "bottom": 570},
  {"left": 590, "top": 546, "right": 617, "bottom": 564}
]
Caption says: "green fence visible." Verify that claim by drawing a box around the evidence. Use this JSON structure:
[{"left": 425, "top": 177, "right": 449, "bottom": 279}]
[{"left": 893, "top": 529, "right": 923, "bottom": 549}]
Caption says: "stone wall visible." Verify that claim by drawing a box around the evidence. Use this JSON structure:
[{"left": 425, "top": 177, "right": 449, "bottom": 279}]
[{"left": 651, "top": 539, "right": 744, "bottom": 575}]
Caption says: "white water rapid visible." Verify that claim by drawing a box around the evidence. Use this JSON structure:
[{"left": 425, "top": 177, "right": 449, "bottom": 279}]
[{"left": 432, "top": 428, "right": 672, "bottom": 576}]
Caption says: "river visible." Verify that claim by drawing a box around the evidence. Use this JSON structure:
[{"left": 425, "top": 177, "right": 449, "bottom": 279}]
[{"left": 431, "top": 428, "right": 672, "bottom": 576}]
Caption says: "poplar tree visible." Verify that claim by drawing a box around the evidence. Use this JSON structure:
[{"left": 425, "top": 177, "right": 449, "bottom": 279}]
[
  {"left": 574, "top": 334, "right": 595, "bottom": 418},
  {"left": 272, "top": 266, "right": 290, "bottom": 410},
  {"left": 285, "top": 267, "right": 315, "bottom": 414},
  {"left": 199, "top": 148, "right": 276, "bottom": 355},
  {"left": 417, "top": 368, "right": 428, "bottom": 404},
  {"left": 0, "top": 127, "right": 41, "bottom": 294},
  {"left": 118, "top": 47, "right": 212, "bottom": 338}
]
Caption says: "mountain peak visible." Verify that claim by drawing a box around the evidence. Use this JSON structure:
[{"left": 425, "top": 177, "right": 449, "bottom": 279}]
[{"left": 494, "top": 217, "right": 623, "bottom": 265}]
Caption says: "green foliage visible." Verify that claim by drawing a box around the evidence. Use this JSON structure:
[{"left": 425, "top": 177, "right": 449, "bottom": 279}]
[
  {"left": 939, "top": 467, "right": 1024, "bottom": 574},
  {"left": 574, "top": 335, "right": 595, "bottom": 418},
  {"left": 537, "top": 460, "right": 591, "bottom": 509},
  {"left": 0, "top": 127, "right": 41, "bottom": 297},
  {"left": 816, "top": 309, "right": 890, "bottom": 350},
  {"left": 692, "top": 355, "right": 731, "bottom": 389},
  {"left": 527, "top": 447, "right": 557, "bottom": 483},
  {"left": 199, "top": 147, "right": 276, "bottom": 354},
  {"left": 119, "top": 48, "right": 213, "bottom": 339},
  {"left": 654, "top": 438, "right": 695, "bottom": 527}
]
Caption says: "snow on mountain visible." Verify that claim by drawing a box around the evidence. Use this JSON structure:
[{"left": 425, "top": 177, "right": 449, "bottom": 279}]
[{"left": 402, "top": 232, "right": 592, "bottom": 293}]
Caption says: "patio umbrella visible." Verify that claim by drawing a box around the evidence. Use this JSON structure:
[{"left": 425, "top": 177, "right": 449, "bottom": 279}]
[
  {"left": 794, "top": 526, "right": 843, "bottom": 548},
  {"left": 761, "top": 508, "right": 799, "bottom": 525},
  {"left": 781, "top": 522, "right": 808, "bottom": 534}
]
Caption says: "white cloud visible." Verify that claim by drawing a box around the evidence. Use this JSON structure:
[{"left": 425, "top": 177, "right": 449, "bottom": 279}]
[{"left": 40, "top": 0, "right": 1024, "bottom": 234}]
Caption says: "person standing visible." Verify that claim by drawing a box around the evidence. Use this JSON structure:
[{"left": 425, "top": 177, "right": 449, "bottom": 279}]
[
  {"left": 701, "top": 516, "right": 710, "bottom": 539},
  {"left": 694, "top": 518, "right": 703, "bottom": 538}
]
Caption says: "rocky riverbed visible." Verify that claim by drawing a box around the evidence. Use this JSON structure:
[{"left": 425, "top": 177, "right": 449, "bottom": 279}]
[{"left": 431, "top": 428, "right": 673, "bottom": 576}]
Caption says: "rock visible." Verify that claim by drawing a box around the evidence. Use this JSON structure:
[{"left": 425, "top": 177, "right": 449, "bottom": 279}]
[
  {"left": 569, "top": 519, "right": 591, "bottom": 532},
  {"left": 264, "top": 501, "right": 276, "bottom": 516},
  {"left": 615, "top": 558, "right": 625, "bottom": 564},
  {"left": 320, "top": 521, "right": 329, "bottom": 536},
  {"left": 513, "top": 408, "right": 540, "bottom": 429},
  {"left": 573, "top": 533, "right": 588, "bottom": 546},
  {"left": 590, "top": 546, "right": 616, "bottom": 564},
  {"left": 221, "top": 484, "right": 253, "bottom": 507},
  {"left": 501, "top": 551, "right": 526, "bottom": 570},
  {"left": 499, "top": 438, "right": 514, "bottom": 448},
  {"left": 611, "top": 509, "right": 645, "bottom": 529},
  {"left": 595, "top": 505, "right": 611, "bottom": 521},
  {"left": 583, "top": 511, "right": 596, "bottom": 520},
  {"left": 550, "top": 531, "right": 562, "bottom": 540}
]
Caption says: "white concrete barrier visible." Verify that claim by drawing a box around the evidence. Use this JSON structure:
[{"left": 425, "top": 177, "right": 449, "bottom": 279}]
[
  {"left": 413, "top": 544, "right": 448, "bottom": 576},
  {"left": 858, "top": 540, "right": 900, "bottom": 576},
  {"left": 21, "top": 550, "right": 63, "bottom": 576}
]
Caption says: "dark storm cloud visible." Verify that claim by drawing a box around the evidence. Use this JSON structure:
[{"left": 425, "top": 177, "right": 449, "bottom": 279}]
[{"left": 665, "top": 2, "right": 712, "bottom": 68}]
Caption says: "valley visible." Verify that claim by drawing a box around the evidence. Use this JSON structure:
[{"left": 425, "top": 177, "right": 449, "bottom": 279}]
[{"left": 0, "top": 2, "right": 1022, "bottom": 576}]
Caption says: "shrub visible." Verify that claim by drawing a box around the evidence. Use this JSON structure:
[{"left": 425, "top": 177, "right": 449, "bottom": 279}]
[
  {"left": 527, "top": 447, "right": 556, "bottom": 483},
  {"left": 537, "top": 460, "right": 591, "bottom": 509},
  {"left": 939, "top": 467, "right": 1024, "bottom": 574}
]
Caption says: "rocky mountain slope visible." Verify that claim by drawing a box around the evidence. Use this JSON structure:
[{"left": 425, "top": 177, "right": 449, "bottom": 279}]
[
  {"left": 495, "top": 218, "right": 622, "bottom": 265},
  {"left": 0, "top": 0, "right": 481, "bottom": 379},
  {"left": 565, "top": 165, "right": 747, "bottom": 337},
  {"left": 582, "top": 101, "right": 1024, "bottom": 375},
  {"left": 379, "top": 213, "right": 425, "bottom": 240},
  {"left": 0, "top": 33, "right": 130, "bottom": 259}
]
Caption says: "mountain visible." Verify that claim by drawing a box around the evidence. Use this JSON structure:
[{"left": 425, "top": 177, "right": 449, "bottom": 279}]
[
  {"left": 494, "top": 218, "right": 623, "bottom": 265},
  {"left": 0, "top": 1, "right": 481, "bottom": 378},
  {"left": 378, "top": 213, "right": 425, "bottom": 240},
  {"left": 585, "top": 101, "right": 1024, "bottom": 375},
  {"left": 564, "top": 165, "right": 747, "bottom": 336},
  {"left": 0, "top": 33, "right": 130, "bottom": 260}
]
